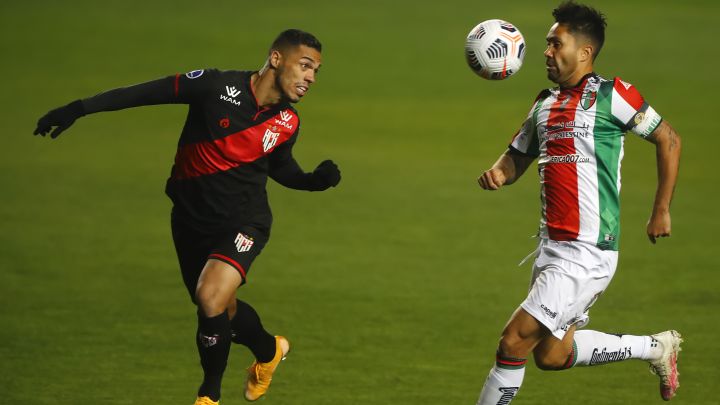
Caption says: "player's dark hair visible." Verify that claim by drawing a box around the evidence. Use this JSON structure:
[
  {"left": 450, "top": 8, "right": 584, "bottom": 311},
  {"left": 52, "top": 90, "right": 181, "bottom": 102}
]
[
  {"left": 552, "top": 1, "right": 606, "bottom": 59},
  {"left": 270, "top": 29, "right": 322, "bottom": 54}
]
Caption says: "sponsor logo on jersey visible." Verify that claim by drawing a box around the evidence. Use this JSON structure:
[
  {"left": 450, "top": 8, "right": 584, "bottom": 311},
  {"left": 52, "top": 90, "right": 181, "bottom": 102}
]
[
  {"left": 185, "top": 69, "right": 204, "bottom": 79},
  {"left": 219, "top": 85, "right": 242, "bottom": 106},
  {"left": 219, "top": 117, "right": 230, "bottom": 128},
  {"left": 262, "top": 129, "right": 280, "bottom": 152},
  {"left": 497, "top": 387, "right": 519, "bottom": 405},
  {"left": 589, "top": 346, "right": 632, "bottom": 365},
  {"left": 226, "top": 86, "right": 241, "bottom": 97},
  {"left": 540, "top": 304, "right": 558, "bottom": 319},
  {"left": 274, "top": 109, "right": 295, "bottom": 130},
  {"left": 546, "top": 122, "right": 591, "bottom": 141},
  {"left": 547, "top": 154, "right": 591, "bottom": 164},
  {"left": 581, "top": 90, "right": 597, "bottom": 110},
  {"left": 234, "top": 233, "right": 254, "bottom": 253},
  {"left": 619, "top": 79, "right": 632, "bottom": 90},
  {"left": 220, "top": 94, "right": 241, "bottom": 106}
]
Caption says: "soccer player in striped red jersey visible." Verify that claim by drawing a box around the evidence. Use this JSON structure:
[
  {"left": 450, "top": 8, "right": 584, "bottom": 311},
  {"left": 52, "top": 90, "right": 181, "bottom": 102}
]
[
  {"left": 34, "top": 30, "right": 340, "bottom": 405},
  {"left": 476, "top": 2, "right": 682, "bottom": 404}
]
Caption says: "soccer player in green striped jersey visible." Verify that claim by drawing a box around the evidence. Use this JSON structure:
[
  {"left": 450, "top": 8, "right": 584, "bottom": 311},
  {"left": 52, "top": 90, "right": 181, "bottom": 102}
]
[{"left": 475, "top": 2, "right": 683, "bottom": 403}]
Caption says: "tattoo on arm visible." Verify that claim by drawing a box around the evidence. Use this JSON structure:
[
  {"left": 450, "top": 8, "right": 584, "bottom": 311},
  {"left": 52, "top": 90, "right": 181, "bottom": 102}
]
[{"left": 650, "top": 121, "right": 679, "bottom": 150}]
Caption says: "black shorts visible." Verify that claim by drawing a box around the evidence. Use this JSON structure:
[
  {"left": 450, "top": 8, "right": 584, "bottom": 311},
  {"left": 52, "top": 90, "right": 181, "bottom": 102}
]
[{"left": 171, "top": 218, "right": 269, "bottom": 300}]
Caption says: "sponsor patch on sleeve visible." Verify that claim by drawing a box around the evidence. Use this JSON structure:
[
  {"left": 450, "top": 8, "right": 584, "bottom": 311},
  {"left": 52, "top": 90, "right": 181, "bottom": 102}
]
[
  {"left": 185, "top": 69, "right": 204, "bottom": 79},
  {"left": 630, "top": 105, "right": 662, "bottom": 138}
]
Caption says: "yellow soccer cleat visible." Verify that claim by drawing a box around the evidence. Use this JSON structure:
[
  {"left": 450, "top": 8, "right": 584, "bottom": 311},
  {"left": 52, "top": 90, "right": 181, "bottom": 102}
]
[
  {"left": 244, "top": 336, "right": 290, "bottom": 401},
  {"left": 194, "top": 396, "right": 219, "bottom": 405}
]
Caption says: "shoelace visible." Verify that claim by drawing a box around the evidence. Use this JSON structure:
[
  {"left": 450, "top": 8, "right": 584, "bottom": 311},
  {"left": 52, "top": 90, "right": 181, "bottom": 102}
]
[{"left": 249, "top": 362, "right": 273, "bottom": 387}]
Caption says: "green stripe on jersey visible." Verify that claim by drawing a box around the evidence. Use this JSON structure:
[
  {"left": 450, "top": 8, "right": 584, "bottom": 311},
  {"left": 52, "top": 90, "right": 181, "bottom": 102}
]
[{"left": 593, "top": 81, "right": 622, "bottom": 250}]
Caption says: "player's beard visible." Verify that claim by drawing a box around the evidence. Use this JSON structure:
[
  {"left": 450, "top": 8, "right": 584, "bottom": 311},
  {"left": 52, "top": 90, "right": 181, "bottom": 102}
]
[
  {"left": 274, "top": 65, "right": 299, "bottom": 104},
  {"left": 546, "top": 62, "right": 560, "bottom": 83}
]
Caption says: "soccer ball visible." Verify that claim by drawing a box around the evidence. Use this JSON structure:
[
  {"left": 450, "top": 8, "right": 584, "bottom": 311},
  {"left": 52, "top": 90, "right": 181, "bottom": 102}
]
[{"left": 465, "top": 19, "right": 526, "bottom": 80}]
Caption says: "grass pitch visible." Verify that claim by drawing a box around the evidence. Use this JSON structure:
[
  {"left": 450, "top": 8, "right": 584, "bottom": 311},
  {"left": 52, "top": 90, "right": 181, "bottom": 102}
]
[{"left": 1, "top": 0, "right": 719, "bottom": 403}]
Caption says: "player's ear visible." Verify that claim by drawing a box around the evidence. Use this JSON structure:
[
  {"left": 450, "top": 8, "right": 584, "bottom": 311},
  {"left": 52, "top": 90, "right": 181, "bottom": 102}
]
[
  {"left": 269, "top": 50, "right": 283, "bottom": 69},
  {"left": 579, "top": 43, "right": 593, "bottom": 63}
]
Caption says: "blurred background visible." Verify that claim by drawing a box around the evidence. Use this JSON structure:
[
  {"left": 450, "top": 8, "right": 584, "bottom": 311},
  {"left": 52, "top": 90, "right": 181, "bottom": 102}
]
[{"left": 1, "top": 0, "right": 718, "bottom": 403}]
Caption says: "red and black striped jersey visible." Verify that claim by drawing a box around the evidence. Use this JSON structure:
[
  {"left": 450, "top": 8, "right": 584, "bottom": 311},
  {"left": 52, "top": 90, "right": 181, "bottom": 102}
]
[{"left": 82, "top": 69, "right": 314, "bottom": 232}]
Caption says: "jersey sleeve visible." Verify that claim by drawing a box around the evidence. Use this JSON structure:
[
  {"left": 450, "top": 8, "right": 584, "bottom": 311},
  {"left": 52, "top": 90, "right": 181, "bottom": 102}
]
[
  {"left": 81, "top": 68, "right": 218, "bottom": 114},
  {"left": 173, "top": 69, "right": 219, "bottom": 103},
  {"left": 268, "top": 129, "right": 316, "bottom": 191},
  {"left": 609, "top": 77, "right": 663, "bottom": 139},
  {"left": 508, "top": 90, "right": 546, "bottom": 157}
]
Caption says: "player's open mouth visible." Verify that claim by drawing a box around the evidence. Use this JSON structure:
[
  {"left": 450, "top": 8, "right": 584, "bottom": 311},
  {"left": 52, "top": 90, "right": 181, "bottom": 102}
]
[{"left": 296, "top": 85, "right": 308, "bottom": 96}]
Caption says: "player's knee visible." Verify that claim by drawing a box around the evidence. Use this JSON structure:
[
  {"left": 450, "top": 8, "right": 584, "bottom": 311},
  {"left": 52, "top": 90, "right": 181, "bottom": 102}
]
[
  {"left": 498, "top": 332, "right": 528, "bottom": 359},
  {"left": 194, "top": 285, "right": 228, "bottom": 317}
]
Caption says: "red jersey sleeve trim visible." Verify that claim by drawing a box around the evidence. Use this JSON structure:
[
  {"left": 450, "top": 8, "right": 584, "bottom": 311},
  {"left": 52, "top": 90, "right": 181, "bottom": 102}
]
[{"left": 174, "top": 73, "right": 180, "bottom": 98}]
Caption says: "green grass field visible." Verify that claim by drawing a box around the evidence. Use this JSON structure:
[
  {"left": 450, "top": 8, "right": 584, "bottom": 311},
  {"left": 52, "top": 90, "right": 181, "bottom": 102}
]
[{"left": 2, "top": 0, "right": 719, "bottom": 403}]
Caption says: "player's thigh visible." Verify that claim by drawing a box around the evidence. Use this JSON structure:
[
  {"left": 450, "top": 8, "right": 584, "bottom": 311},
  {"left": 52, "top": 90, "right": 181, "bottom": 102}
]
[
  {"left": 521, "top": 240, "right": 616, "bottom": 341},
  {"left": 206, "top": 225, "right": 269, "bottom": 285},
  {"left": 196, "top": 259, "right": 244, "bottom": 315},
  {"left": 172, "top": 222, "right": 269, "bottom": 302},
  {"left": 171, "top": 219, "right": 215, "bottom": 301},
  {"left": 500, "top": 307, "right": 552, "bottom": 357}
]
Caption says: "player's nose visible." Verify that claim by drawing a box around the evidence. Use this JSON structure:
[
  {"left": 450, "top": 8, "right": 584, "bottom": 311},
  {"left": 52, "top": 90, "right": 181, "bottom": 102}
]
[{"left": 305, "top": 70, "right": 316, "bottom": 84}]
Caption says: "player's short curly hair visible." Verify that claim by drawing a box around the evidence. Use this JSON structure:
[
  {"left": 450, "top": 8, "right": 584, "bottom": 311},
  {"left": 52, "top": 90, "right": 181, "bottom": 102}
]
[
  {"left": 270, "top": 29, "right": 322, "bottom": 54},
  {"left": 553, "top": 1, "right": 606, "bottom": 59}
]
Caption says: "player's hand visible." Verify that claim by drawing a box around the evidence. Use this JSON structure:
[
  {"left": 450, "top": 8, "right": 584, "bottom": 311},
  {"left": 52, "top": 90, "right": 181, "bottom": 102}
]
[
  {"left": 311, "top": 160, "right": 341, "bottom": 190},
  {"left": 478, "top": 168, "right": 506, "bottom": 190},
  {"left": 33, "top": 100, "right": 85, "bottom": 139},
  {"left": 646, "top": 209, "right": 671, "bottom": 244}
]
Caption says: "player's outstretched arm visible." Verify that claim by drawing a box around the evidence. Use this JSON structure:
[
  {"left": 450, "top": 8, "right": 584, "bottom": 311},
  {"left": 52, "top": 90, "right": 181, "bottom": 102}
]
[
  {"left": 34, "top": 75, "right": 186, "bottom": 139},
  {"left": 478, "top": 150, "right": 535, "bottom": 190},
  {"left": 645, "top": 120, "right": 682, "bottom": 244},
  {"left": 34, "top": 100, "right": 85, "bottom": 138}
]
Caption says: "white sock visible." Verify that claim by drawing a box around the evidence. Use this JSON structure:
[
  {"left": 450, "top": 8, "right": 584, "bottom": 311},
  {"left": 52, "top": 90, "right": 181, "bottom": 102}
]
[
  {"left": 476, "top": 364, "right": 525, "bottom": 405},
  {"left": 570, "top": 330, "right": 662, "bottom": 367}
]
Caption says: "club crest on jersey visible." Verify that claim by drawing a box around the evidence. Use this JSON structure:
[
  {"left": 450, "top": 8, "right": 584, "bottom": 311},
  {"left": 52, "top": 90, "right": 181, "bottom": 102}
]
[
  {"left": 581, "top": 91, "right": 597, "bottom": 110},
  {"left": 262, "top": 129, "right": 280, "bottom": 152},
  {"left": 234, "top": 233, "right": 254, "bottom": 253},
  {"left": 185, "top": 69, "right": 204, "bottom": 79}
]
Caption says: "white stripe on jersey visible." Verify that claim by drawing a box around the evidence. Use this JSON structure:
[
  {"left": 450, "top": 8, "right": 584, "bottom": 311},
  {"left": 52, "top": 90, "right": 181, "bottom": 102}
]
[
  {"left": 610, "top": 92, "right": 637, "bottom": 127},
  {"left": 574, "top": 86, "right": 601, "bottom": 243}
]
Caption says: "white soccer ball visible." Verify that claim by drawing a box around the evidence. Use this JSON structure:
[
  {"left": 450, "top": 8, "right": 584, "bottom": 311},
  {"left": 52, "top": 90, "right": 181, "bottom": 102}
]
[{"left": 465, "top": 19, "right": 526, "bottom": 80}]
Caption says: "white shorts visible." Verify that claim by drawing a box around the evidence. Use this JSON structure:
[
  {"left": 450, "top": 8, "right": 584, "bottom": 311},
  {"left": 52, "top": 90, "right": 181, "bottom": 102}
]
[{"left": 520, "top": 239, "right": 618, "bottom": 340}]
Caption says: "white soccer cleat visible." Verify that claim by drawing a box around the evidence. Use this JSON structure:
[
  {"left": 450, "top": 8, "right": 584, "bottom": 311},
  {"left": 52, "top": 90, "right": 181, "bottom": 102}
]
[{"left": 649, "top": 330, "right": 683, "bottom": 401}]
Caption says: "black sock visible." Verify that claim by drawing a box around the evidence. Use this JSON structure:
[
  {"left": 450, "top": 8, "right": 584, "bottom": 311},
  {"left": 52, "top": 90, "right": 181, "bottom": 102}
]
[
  {"left": 196, "top": 310, "right": 231, "bottom": 401},
  {"left": 230, "top": 299, "right": 276, "bottom": 362}
]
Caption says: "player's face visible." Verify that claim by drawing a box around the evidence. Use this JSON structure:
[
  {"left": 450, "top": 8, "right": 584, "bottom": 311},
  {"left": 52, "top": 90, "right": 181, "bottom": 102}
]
[
  {"left": 544, "top": 23, "right": 585, "bottom": 86},
  {"left": 274, "top": 45, "right": 322, "bottom": 103}
]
